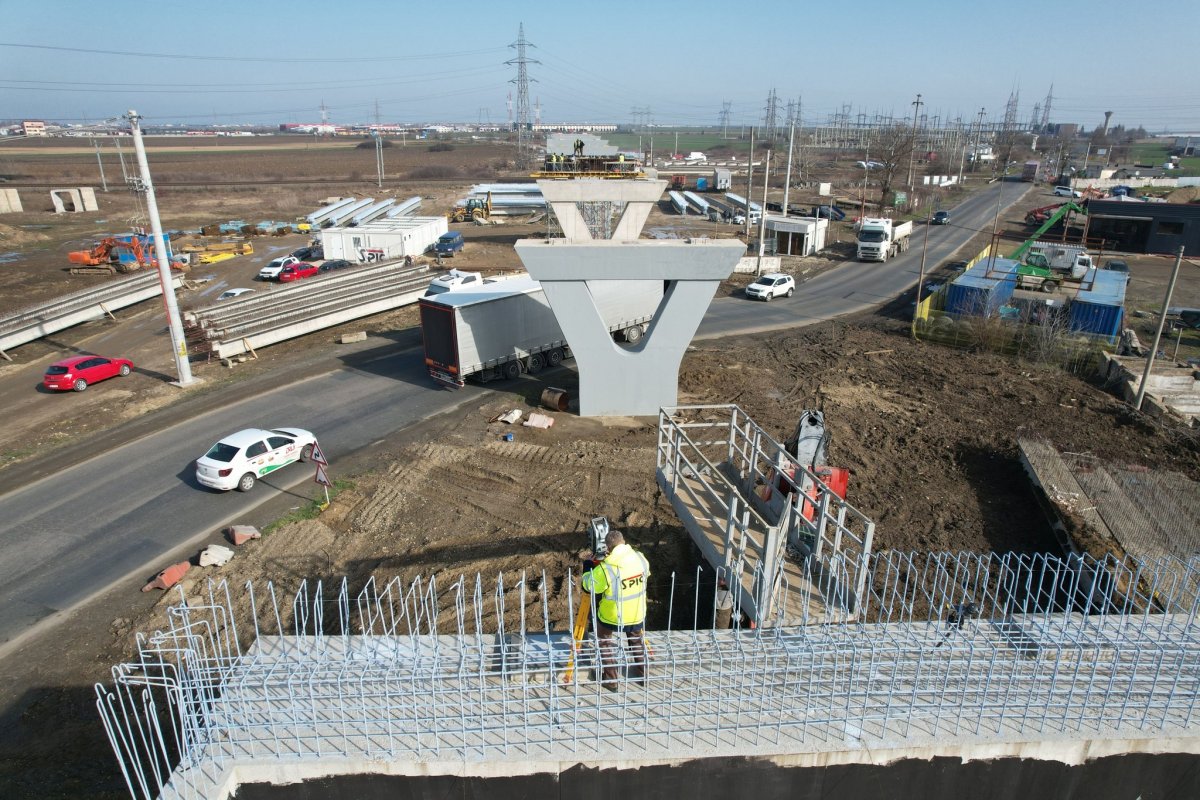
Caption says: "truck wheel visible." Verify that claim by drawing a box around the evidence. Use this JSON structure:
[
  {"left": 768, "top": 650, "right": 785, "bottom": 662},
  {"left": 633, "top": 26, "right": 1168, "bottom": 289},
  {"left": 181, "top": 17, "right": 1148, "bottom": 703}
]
[
  {"left": 503, "top": 361, "right": 522, "bottom": 381},
  {"left": 527, "top": 353, "right": 545, "bottom": 374},
  {"left": 624, "top": 325, "right": 643, "bottom": 344},
  {"left": 546, "top": 348, "right": 564, "bottom": 368}
]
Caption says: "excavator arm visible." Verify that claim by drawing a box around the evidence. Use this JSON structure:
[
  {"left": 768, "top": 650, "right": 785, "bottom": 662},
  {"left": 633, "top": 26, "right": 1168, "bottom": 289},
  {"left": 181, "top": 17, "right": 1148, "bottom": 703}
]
[{"left": 1009, "top": 202, "right": 1084, "bottom": 261}]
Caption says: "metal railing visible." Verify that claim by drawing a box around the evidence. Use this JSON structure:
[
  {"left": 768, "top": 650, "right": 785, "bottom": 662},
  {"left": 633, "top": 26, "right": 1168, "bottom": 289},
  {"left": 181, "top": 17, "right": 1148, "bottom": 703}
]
[
  {"left": 97, "top": 551, "right": 1200, "bottom": 800},
  {"left": 656, "top": 404, "right": 875, "bottom": 624}
]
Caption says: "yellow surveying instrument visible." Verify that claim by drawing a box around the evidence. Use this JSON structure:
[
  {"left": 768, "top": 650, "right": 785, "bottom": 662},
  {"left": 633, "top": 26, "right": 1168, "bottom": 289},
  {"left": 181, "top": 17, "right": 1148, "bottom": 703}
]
[{"left": 562, "top": 517, "right": 609, "bottom": 684}]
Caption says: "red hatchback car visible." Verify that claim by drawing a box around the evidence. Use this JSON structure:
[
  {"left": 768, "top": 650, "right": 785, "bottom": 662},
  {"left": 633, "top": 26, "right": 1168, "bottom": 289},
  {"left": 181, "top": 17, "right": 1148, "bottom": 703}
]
[
  {"left": 43, "top": 355, "right": 134, "bottom": 392},
  {"left": 278, "top": 262, "right": 319, "bottom": 282}
]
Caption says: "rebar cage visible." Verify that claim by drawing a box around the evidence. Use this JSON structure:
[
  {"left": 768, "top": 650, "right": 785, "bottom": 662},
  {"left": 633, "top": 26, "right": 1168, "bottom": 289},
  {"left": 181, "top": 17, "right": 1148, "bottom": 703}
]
[{"left": 98, "top": 551, "right": 1200, "bottom": 800}]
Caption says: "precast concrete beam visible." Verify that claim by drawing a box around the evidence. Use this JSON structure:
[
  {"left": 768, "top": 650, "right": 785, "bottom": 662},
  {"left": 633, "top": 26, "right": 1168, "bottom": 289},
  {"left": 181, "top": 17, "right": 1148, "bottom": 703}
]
[
  {"left": 538, "top": 179, "right": 666, "bottom": 241},
  {"left": 516, "top": 238, "right": 745, "bottom": 416}
]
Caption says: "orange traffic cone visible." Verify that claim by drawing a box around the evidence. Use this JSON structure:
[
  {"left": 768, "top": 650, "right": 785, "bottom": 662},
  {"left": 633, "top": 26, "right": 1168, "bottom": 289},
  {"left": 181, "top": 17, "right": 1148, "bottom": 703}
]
[{"left": 142, "top": 561, "right": 190, "bottom": 592}]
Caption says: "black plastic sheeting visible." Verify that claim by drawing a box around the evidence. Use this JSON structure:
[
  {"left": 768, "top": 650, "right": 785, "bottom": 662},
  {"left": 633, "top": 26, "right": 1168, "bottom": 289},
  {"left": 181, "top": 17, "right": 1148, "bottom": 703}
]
[{"left": 235, "top": 752, "right": 1200, "bottom": 800}]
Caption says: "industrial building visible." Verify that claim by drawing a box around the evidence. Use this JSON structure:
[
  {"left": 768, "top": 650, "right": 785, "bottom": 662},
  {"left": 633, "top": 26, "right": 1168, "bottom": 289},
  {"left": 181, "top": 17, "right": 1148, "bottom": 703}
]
[
  {"left": 764, "top": 215, "right": 828, "bottom": 256},
  {"left": 319, "top": 216, "right": 447, "bottom": 263},
  {"left": 1085, "top": 199, "right": 1200, "bottom": 255}
]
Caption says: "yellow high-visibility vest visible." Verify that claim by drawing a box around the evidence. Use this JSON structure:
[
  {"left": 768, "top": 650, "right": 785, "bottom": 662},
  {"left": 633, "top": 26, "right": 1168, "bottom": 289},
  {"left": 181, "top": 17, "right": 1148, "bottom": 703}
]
[{"left": 582, "top": 543, "right": 650, "bottom": 626}]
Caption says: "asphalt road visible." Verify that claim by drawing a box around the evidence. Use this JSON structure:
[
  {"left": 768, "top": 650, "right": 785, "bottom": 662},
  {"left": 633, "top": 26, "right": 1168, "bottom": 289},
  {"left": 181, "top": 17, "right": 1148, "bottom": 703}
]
[{"left": 0, "top": 180, "right": 1031, "bottom": 649}]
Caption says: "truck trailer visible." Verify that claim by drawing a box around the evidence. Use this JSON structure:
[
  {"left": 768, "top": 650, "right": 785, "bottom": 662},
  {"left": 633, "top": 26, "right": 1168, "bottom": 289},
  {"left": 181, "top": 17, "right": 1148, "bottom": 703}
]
[
  {"left": 855, "top": 218, "right": 913, "bottom": 261},
  {"left": 1021, "top": 160, "right": 1041, "bottom": 182},
  {"left": 419, "top": 277, "right": 663, "bottom": 387}
]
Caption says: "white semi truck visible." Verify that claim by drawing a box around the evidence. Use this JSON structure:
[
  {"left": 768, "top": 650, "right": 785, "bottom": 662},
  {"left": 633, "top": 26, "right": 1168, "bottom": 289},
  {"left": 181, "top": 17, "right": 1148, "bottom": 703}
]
[
  {"left": 419, "top": 277, "right": 662, "bottom": 387},
  {"left": 856, "top": 218, "right": 913, "bottom": 262}
]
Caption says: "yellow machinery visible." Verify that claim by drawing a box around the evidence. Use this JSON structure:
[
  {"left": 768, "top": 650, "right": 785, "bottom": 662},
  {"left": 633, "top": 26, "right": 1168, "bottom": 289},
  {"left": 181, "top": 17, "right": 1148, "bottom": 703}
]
[{"left": 448, "top": 192, "right": 492, "bottom": 223}]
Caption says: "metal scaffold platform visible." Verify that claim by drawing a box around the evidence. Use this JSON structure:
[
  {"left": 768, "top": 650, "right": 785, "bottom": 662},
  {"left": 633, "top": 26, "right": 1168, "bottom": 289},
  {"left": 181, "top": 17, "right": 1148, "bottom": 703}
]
[
  {"left": 656, "top": 405, "right": 875, "bottom": 626},
  {"left": 98, "top": 552, "right": 1200, "bottom": 800}
]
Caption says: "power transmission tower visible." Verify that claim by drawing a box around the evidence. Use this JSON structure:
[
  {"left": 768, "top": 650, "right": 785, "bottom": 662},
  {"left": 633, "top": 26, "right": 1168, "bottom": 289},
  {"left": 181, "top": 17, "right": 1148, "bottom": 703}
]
[
  {"left": 506, "top": 92, "right": 513, "bottom": 128},
  {"left": 718, "top": 101, "right": 731, "bottom": 139},
  {"left": 1002, "top": 88, "right": 1019, "bottom": 132},
  {"left": 763, "top": 89, "right": 778, "bottom": 141},
  {"left": 1028, "top": 103, "right": 1041, "bottom": 133},
  {"left": 534, "top": 97, "right": 542, "bottom": 128},
  {"left": 506, "top": 23, "right": 539, "bottom": 167},
  {"left": 1040, "top": 84, "right": 1053, "bottom": 130},
  {"left": 320, "top": 101, "right": 329, "bottom": 131},
  {"left": 374, "top": 99, "right": 381, "bottom": 127}
]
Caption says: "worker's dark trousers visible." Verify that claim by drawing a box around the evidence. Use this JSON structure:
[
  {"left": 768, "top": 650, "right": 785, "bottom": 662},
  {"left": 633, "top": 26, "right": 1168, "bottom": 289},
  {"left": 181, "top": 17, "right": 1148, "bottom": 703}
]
[{"left": 597, "top": 621, "right": 647, "bottom": 687}]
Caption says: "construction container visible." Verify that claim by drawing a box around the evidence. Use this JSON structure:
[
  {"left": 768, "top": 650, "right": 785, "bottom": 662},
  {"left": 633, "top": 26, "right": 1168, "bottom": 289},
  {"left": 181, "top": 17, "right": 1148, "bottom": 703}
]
[
  {"left": 1069, "top": 269, "right": 1127, "bottom": 341},
  {"left": 320, "top": 216, "right": 448, "bottom": 264},
  {"left": 946, "top": 257, "right": 1019, "bottom": 316}
]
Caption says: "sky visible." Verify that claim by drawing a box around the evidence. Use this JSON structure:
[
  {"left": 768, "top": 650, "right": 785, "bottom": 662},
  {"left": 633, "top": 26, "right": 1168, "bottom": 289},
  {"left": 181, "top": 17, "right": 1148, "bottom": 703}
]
[{"left": 2, "top": 0, "right": 1199, "bottom": 132}]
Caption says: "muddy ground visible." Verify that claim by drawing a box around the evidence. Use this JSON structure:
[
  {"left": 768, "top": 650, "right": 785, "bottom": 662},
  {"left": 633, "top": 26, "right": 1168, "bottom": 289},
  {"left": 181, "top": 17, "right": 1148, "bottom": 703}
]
[{"left": 0, "top": 138, "right": 1198, "bottom": 799}]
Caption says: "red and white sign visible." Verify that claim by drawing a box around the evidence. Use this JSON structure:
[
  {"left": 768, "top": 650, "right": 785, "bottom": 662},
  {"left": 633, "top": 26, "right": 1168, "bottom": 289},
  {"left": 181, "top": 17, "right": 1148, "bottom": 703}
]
[
  {"left": 309, "top": 442, "right": 329, "bottom": 465},
  {"left": 314, "top": 464, "right": 333, "bottom": 487}
]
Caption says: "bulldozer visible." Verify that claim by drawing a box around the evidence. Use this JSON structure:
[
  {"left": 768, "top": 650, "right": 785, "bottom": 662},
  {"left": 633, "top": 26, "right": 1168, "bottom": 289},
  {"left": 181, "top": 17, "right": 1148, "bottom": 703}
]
[{"left": 448, "top": 192, "right": 492, "bottom": 223}]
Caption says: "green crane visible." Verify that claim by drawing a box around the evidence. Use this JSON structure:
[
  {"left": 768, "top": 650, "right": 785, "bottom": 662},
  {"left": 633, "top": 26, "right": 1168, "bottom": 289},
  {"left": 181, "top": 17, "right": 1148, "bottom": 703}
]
[{"left": 1009, "top": 202, "right": 1085, "bottom": 261}]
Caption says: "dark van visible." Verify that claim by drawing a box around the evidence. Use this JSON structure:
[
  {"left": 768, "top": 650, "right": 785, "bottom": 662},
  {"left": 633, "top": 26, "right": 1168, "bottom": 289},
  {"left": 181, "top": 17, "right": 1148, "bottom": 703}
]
[{"left": 435, "top": 231, "right": 465, "bottom": 257}]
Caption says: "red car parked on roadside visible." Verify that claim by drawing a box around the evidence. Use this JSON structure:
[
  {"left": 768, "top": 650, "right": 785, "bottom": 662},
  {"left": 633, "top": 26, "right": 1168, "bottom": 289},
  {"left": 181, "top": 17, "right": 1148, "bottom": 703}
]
[
  {"left": 43, "top": 355, "right": 134, "bottom": 392},
  {"left": 277, "top": 262, "right": 319, "bottom": 282}
]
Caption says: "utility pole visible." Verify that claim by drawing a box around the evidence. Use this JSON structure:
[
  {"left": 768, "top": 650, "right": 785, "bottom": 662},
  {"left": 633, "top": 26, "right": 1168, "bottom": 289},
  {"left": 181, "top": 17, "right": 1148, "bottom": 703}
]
[
  {"left": 913, "top": 202, "right": 934, "bottom": 331},
  {"left": 374, "top": 132, "right": 384, "bottom": 188},
  {"left": 745, "top": 127, "right": 755, "bottom": 239},
  {"left": 907, "top": 93, "right": 923, "bottom": 191},
  {"left": 1135, "top": 246, "right": 1185, "bottom": 411},
  {"left": 782, "top": 118, "right": 796, "bottom": 218},
  {"left": 755, "top": 149, "right": 771, "bottom": 275},
  {"left": 91, "top": 137, "right": 108, "bottom": 192},
  {"left": 113, "top": 135, "right": 129, "bottom": 183},
  {"left": 127, "top": 110, "right": 196, "bottom": 388}
]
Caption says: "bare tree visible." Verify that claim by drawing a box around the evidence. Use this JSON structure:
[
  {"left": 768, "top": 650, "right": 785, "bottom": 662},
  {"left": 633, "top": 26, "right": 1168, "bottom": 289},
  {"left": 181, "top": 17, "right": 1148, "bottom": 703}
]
[{"left": 866, "top": 124, "right": 917, "bottom": 211}]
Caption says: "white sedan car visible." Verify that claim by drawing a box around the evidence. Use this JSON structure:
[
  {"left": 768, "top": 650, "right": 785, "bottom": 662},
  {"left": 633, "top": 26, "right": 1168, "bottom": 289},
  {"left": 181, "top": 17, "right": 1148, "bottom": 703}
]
[
  {"left": 745, "top": 273, "right": 796, "bottom": 301},
  {"left": 195, "top": 427, "right": 317, "bottom": 492}
]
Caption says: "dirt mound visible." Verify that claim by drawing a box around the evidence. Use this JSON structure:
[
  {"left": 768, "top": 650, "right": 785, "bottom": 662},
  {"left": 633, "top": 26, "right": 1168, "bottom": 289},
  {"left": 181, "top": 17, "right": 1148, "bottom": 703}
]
[
  {"left": 0, "top": 222, "right": 49, "bottom": 247},
  {"left": 1165, "top": 186, "right": 1200, "bottom": 204}
]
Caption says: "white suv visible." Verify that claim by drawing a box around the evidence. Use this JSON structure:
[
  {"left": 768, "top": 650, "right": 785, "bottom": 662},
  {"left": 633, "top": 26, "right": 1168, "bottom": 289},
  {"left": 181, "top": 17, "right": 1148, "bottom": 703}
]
[
  {"left": 1052, "top": 186, "right": 1081, "bottom": 198},
  {"left": 257, "top": 255, "right": 300, "bottom": 281},
  {"left": 745, "top": 273, "right": 796, "bottom": 301}
]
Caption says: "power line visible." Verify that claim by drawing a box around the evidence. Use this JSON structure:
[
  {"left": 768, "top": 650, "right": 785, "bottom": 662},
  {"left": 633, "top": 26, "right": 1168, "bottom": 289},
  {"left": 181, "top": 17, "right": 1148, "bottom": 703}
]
[{"left": 0, "top": 41, "right": 508, "bottom": 63}]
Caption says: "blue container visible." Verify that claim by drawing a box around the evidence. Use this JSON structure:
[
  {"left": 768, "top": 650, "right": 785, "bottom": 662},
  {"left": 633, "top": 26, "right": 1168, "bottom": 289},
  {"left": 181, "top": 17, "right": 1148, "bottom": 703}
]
[
  {"left": 1069, "top": 269, "right": 1127, "bottom": 341},
  {"left": 946, "top": 257, "right": 1018, "bottom": 316},
  {"left": 696, "top": 177, "right": 708, "bottom": 191},
  {"left": 501, "top": 432, "right": 514, "bottom": 442}
]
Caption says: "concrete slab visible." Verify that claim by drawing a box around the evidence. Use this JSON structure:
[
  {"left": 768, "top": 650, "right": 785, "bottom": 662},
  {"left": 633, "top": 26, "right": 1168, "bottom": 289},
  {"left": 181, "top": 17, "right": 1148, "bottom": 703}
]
[{"left": 0, "top": 188, "right": 21, "bottom": 214}]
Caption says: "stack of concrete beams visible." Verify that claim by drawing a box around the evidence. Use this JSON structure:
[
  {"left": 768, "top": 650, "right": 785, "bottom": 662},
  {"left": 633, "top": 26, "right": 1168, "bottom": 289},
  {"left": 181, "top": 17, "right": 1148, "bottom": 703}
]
[{"left": 456, "top": 183, "right": 546, "bottom": 216}]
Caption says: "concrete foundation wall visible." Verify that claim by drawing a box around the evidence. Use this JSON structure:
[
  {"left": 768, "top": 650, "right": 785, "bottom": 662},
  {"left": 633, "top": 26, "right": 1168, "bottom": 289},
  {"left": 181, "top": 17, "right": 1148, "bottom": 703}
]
[
  {"left": 235, "top": 752, "right": 1200, "bottom": 800},
  {"left": 0, "top": 188, "right": 21, "bottom": 213}
]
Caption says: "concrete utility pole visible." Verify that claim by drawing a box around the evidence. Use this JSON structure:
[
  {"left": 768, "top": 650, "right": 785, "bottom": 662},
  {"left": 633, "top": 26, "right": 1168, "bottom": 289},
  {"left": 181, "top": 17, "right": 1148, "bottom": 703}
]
[
  {"left": 374, "top": 133, "right": 384, "bottom": 188},
  {"left": 745, "top": 127, "right": 755, "bottom": 239},
  {"left": 1135, "top": 246, "right": 1185, "bottom": 411},
  {"left": 782, "top": 119, "right": 795, "bottom": 216},
  {"left": 91, "top": 137, "right": 108, "bottom": 192},
  {"left": 127, "top": 110, "right": 196, "bottom": 388},
  {"left": 907, "top": 93, "right": 923, "bottom": 191},
  {"left": 756, "top": 149, "right": 771, "bottom": 275}
]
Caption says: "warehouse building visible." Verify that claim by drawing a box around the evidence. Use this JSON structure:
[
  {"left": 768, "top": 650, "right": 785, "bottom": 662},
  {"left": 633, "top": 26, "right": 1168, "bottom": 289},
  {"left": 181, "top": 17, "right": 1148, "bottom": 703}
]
[{"left": 1086, "top": 199, "right": 1200, "bottom": 255}]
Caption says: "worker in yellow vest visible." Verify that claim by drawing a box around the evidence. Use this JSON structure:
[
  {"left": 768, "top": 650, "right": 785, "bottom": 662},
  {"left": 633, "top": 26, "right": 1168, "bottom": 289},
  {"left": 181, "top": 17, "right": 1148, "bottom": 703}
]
[{"left": 581, "top": 529, "right": 650, "bottom": 691}]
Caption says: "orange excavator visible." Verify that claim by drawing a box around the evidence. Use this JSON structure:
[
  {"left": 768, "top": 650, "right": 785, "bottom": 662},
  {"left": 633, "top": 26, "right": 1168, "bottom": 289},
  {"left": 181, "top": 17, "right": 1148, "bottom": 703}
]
[
  {"left": 68, "top": 236, "right": 188, "bottom": 275},
  {"left": 68, "top": 237, "right": 149, "bottom": 274}
]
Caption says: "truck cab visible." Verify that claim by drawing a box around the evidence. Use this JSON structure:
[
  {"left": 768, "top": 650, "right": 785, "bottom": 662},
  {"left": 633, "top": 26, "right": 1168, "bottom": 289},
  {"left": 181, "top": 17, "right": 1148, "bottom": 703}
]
[{"left": 425, "top": 269, "right": 483, "bottom": 296}]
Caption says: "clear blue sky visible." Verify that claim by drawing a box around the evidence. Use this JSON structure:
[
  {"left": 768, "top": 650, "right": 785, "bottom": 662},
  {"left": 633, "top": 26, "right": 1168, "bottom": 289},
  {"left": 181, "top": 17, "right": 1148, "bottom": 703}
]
[{"left": 3, "top": 0, "right": 1198, "bottom": 132}]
